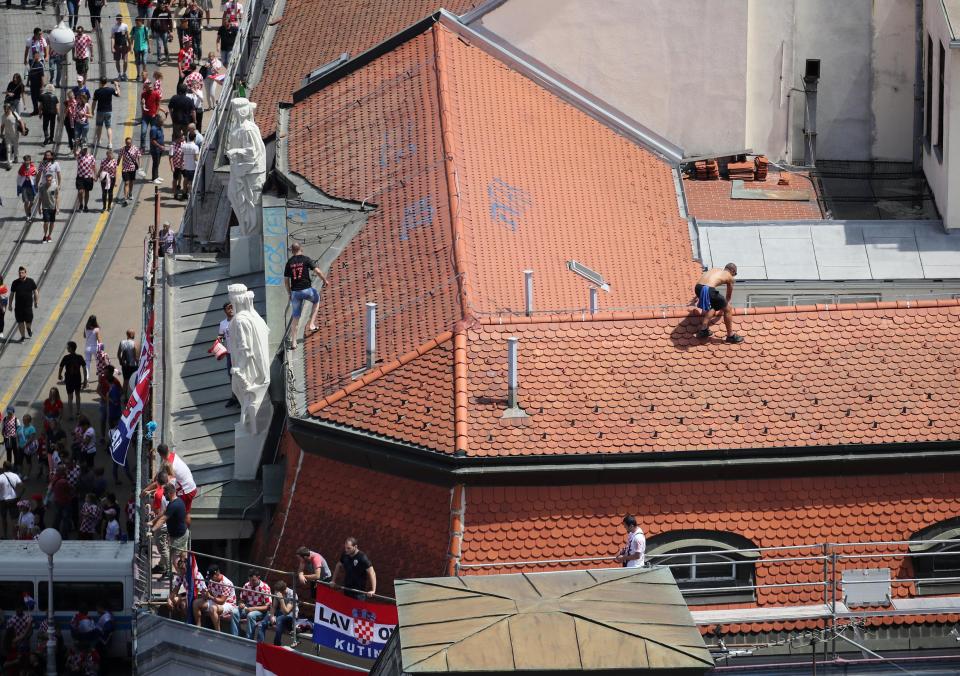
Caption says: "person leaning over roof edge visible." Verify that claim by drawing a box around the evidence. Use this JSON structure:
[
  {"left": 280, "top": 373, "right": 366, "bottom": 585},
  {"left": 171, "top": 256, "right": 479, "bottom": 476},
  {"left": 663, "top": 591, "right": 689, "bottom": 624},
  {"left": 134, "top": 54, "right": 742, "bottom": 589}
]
[{"left": 694, "top": 263, "right": 744, "bottom": 344}]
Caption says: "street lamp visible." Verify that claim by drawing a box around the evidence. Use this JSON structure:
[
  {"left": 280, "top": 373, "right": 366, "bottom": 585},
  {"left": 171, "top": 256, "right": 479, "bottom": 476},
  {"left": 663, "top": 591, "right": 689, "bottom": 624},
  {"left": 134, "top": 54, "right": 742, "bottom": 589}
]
[{"left": 37, "top": 528, "right": 62, "bottom": 676}]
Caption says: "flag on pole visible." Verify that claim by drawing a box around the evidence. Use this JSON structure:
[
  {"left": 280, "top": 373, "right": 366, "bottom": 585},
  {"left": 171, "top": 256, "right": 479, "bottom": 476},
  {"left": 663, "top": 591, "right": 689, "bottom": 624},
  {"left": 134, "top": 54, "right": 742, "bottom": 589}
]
[
  {"left": 185, "top": 551, "right": 202, "bottom": 625},
  {"left": 110, "top": 312, "right": 154, "bottom": 466},
  {"left": 255, "top": 643, "right": 363, "bottom": 676}
]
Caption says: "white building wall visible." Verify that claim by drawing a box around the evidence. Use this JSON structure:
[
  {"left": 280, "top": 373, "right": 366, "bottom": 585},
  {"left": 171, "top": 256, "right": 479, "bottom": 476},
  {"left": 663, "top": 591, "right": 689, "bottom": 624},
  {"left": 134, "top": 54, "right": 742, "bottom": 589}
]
[
  {"left": 477, "top": 0, "right": 917, "bottom": 163},
  {"left": 478, "top": 0, "right": 750, "bottom": 157}
]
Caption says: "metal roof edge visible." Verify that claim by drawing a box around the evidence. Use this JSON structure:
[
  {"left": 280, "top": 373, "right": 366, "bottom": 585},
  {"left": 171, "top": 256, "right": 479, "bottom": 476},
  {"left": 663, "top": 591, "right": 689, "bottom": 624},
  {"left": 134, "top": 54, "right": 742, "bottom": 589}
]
[
  {"left": 458, "top": 0, "right": 510, "bottom": 24},
  {"left": 697, "top": 218, "right": 947, "bottom": 228},
  {"left": 435, "top": 9, "right": 685, "bottom": 164}
]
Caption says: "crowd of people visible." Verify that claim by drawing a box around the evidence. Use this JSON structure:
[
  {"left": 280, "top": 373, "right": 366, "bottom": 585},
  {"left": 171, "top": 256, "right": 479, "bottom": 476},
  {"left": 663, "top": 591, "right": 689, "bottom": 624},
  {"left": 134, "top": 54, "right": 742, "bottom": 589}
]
[
  {"left": 157, "top": 538, "right": 377, "bottom": 647},
  {"left": 0, "top": 312, "right": 142, "bottom": 541},
  {"left": 1, "top": 593, "right": 115, "bottom": 675}
]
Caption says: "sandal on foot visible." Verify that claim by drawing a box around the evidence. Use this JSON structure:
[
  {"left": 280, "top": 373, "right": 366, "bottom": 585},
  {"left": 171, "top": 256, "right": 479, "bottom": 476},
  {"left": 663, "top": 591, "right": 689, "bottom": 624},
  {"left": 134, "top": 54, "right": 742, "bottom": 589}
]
[{"left": 725, "top": 334, "right": 745, "bottom": 344}]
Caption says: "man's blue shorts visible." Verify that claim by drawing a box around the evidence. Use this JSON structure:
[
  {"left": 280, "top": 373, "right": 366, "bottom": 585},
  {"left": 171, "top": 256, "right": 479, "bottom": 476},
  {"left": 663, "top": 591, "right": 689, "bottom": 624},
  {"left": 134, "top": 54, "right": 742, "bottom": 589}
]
[{"left": 290, "top": 287, "right": 320, "bottom": 318}]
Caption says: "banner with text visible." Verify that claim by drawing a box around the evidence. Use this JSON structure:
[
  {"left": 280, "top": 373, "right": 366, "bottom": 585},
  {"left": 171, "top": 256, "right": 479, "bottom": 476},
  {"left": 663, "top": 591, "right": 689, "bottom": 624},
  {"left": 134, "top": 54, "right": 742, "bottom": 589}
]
[{"left": 313, "top": 586, "right": 397, "bottom": 662}]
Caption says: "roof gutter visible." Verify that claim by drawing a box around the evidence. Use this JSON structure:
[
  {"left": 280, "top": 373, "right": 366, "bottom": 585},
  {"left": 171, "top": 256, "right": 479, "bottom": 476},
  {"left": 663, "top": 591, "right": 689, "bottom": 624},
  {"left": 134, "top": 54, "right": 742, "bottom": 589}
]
[{"left": 287, "top": 415, "right": 960, "bottom": 486}]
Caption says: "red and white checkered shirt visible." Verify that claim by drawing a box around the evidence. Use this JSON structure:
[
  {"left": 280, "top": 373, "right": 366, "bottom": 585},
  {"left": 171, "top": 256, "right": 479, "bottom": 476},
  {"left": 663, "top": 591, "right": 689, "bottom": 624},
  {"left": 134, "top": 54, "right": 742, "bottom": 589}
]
[
  {"left": 223, "top": 0, "right": 242, "bottom": 27},
  {"left": 178, "top": 47, "right": 193, "bottom": 72},
  {"left": 125, "top": 498, "right": 135, "bottom": 523},
  {"left": 153, "top": 79, "right": 164, "bottom": 99},
  {"left": 72, "top": 103, "right": 89, "bottom": 125},
  {"left": 66, "top": 464, "right": 81, "bottom": 488},
  {"left": 240, "top": 580, "right": 271, "bottom": 607},
  {"left": 173, "top": 570, "right": 207, "bottom": 597},
  {"left": 6, "top": 611, "right": 31, "bottom": 637},
  {"left": 79, "top": 501, "right": 101, "bottom": 534},
  {"left": 74, "top": 33, "right": 92, "bottom": 59},
  {"left": 99, "top": 156, "right": 118, "bottom": 179},
  {"left": 170, "top": 139, "right": 184, "bottom": 169},
  {"left": 183, "top": 70, "right": 202, "bottom": 93},
  {"left": 76, "top": 153, "right": 96, "bottom": 179},
  {"left": 208, "top": 575, "right": 236, "bottom": 604},
  {"left": 120, "top": 145, "right": 142, "bottom": 172}
]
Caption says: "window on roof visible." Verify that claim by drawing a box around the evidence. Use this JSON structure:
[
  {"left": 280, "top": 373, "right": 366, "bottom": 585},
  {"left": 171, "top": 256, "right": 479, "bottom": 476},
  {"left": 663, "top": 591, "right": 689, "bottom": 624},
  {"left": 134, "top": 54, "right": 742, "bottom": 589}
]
[
  {"left": 646, "top": 531, "right": 759, "bottom": 605},
  {"left": 909, "top": 518, "right": 960, "bottom": 596},
  {"left": 745, "top": 293, "right": 880, "bottom": 308}
]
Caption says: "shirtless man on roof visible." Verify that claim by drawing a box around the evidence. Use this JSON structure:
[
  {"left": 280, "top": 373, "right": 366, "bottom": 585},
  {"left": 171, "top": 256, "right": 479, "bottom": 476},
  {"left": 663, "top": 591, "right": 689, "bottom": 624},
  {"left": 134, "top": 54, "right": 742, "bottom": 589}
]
[{"left": 694, "top": 263, "right": 744, "bottom": 343}]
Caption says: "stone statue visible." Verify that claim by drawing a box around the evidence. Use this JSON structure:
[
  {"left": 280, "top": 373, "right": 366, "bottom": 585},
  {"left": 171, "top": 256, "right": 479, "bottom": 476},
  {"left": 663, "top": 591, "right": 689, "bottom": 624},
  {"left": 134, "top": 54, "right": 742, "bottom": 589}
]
[
  {"left": 226, "top": 98, "right": 266, "bottom": 237},
  {"left": 226, "top": 283, "right": 271, "bottom": 433}
]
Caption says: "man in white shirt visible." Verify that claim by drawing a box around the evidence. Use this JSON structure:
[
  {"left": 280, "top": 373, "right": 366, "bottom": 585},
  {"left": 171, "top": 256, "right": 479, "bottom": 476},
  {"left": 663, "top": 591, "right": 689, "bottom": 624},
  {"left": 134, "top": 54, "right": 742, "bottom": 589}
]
[
  {"left": 616, "top": 514, "right": 646, "bottom": 568},
  {"left": 156, "top": 444, "right": 198, "bottom": 512},
  {"left": 181, "top": 132, "right": 200, "bottom": 197},
  {"left": 0, "top": 462, "right": 23, "bottom": 539}
]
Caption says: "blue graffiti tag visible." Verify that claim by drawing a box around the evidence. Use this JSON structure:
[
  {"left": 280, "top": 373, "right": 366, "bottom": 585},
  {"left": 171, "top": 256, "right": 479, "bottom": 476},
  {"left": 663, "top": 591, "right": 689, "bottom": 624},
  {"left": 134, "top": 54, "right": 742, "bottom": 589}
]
[
  {"left": 399, "top": 196, "right": 434, "bottom": 241},
  {"left": 380, "top": 123, "right": 417, "bottom": 168},
  {"left": 487, "top": 178, "right": 531, "bottom": 232}
]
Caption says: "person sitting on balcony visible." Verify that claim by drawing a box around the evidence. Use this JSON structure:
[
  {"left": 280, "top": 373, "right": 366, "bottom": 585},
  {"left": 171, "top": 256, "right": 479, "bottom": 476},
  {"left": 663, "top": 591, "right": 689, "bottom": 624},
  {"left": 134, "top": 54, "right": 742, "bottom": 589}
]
[
  {"left": 239, "top": 571, "right": 271, "bottom": 642},
  {"left": 201, "top": 565, "right": 239, "bottom": 635}
]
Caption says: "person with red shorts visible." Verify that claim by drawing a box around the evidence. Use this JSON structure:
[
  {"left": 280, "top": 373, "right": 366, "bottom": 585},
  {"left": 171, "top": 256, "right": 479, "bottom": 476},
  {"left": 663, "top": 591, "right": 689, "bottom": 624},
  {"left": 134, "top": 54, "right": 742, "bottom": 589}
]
[{"left": 156, "top": 443, "right": 197, "bottom": 512}]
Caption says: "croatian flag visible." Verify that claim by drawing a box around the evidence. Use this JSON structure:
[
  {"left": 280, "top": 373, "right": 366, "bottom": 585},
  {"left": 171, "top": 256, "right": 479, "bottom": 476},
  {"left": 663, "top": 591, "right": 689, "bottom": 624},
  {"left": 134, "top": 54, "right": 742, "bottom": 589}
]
[
  {"left": 110, "top": 312, "right": 154, "bottom": 466},
  {"left": 313, "top": 586, "right": 397, "bottom": 662},
  {"left": 255, "top": 643, "right": 362, "bottom": 676}
]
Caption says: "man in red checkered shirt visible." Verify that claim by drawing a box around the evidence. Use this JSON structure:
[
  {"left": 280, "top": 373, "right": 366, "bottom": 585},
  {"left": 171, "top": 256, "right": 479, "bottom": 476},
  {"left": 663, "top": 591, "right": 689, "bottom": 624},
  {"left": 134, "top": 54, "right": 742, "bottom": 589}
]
[
  {"left": 74, "top": 26, "right": 93, "bottom": 78},
  {"left": 118, "top": 137, "right": 142, "bottom": 206},
  {"left": 7, "top": 602, "right": 33, "bottom": 656},
  {"left": 238, "top": 570, "right": 271, "bottom": 641},
  {"left": 222, "top": 0, "right": 242, "bottom": 28},
  {"left": 200, "top": 564, "right": 239, "bottom": 634},
  {"left": 75, "top": 146, "right": 96, "bottom": 212},
  {"left": 169, "top": 130, "right": 185, "bottom": 199}
]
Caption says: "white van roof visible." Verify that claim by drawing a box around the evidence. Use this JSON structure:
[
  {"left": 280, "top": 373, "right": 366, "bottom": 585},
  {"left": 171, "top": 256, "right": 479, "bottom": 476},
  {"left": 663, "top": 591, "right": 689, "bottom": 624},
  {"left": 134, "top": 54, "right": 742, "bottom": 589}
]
[{"left": 0, "top": 541, "right": 133, "bottom": 577}]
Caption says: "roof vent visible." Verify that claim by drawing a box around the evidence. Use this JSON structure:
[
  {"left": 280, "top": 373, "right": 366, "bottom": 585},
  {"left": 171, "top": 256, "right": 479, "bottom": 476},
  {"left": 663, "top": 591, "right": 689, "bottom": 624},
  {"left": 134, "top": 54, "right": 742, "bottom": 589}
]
[
  {"left": 365, "top": 302, "right": 377, "bottom": 370},
  {"left": 567, "top": 260, "right": 610, "bottom": 292},
  {"left": 523, "top": 270, "right": 534, "bottom": 316},
  {"left": 302, "top": 52, "right": 350, "bottom": 87},
  {"left": 501, "top": 336, "right": 529, "bottom": 425},
  {"left": 589, "top": 287, "right": 599, "bottom": 315}
]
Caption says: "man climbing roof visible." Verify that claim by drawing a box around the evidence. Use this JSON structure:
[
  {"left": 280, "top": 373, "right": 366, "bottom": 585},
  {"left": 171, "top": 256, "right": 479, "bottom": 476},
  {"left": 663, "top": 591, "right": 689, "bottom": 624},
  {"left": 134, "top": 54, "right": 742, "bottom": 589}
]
[{"left": 694, "top": 263, "right": 744, "bottom": 344}]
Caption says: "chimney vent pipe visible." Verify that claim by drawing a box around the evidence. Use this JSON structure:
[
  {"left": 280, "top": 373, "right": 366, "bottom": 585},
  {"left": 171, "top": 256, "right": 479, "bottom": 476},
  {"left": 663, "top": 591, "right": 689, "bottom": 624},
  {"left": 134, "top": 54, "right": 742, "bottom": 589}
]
[
  {"left": 589, "top": 287, "right": 599, "bottom": 315},
  {"left": 365, "top": 302, "right": 377, "bottom": 369},
  {"left": 523, "top": 270, "right": 534, "bottom": 317},
  {"left": 507, "top": 336, "right": 519, "bottom": 408}
]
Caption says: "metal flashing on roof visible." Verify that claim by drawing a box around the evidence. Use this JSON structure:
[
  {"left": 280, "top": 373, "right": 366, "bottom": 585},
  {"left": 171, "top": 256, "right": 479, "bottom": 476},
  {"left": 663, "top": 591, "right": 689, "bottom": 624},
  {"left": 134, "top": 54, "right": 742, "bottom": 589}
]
[{"left": 386, "top": 568, "right": 712, "bottom": 674}]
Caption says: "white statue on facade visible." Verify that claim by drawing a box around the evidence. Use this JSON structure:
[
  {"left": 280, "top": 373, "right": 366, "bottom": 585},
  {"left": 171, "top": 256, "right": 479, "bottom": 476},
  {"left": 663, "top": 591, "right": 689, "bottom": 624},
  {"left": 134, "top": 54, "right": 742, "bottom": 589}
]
[
  {"left": 226, "top": 283, "right": 271, "bottom": 433},
  {"left": 226, "top": 98, "right": 266, "bottom": 237}
]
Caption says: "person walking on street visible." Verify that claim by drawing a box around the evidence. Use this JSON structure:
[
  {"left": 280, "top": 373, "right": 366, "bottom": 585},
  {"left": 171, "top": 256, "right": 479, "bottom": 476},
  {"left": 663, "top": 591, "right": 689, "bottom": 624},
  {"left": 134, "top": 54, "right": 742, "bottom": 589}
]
[
  {"left": 39, "top": 84, "right": 59, "bottom": 145},
  {"left": 99, "top": 149, "right": 118, "bottom": 211},
  {"left": 23, "top": 27, "right": 49, "bottom": 72},
  {"left": 149, "top": 113, "right": 165, "bottom": 183},
  {"left": 16, "top": 156, "right": 37, "bottom": 221},
  {"left": 88, "top": 0, "right": 106, "bottom": 30},
  {"left": 615, "top": 515, "right": 646, "bottom": 568},
  {"left": 0, "top": 462, "right": 24, "bottom": 539},
  {"left": 119, "top": 137, "right": 142, "bottom": 205},
  {"left": 2, "top": 103, "right": 24, "bottom": 165},
  {"left": 132, "top": 17, "right": 150, "bottom": 81},
  {"left": 184, "top": 0, "right": 204, "bottom": 52},
  {"left": 64, "top": 90, "right": 77, "bottom": 152},
  {"left": 10, "top": 266, "right": 38, "bottom": 341},
  {"left": 74, "top": 26, "right": 93, "bottom": 78},
  {"left": 117, "top": 329, "right": 138, "bottom": 395},
  {"left": 65, "top": 0, "right": 81, "bottom": 29},
  {"left": 39, "top": 173, "right": 59, "bottom": 243},
  {"left": 181, "top": 131, "right": 199, "bottom": 198},
  {"left": 27, "top": 53, "right": 45, "bottom": 116},
  {"left": 0, "top": 276, "right": 8, "bottom": 340},
  {"left": 73, "top": 93, "right": 92, "bottom": 149},
  {"left": 2, "top": 408, "right": 20, "bottom": 469},
  {"left": 694, "top": 263, "right": 744, "bottom": 343},
  {"left": 140, "top": 79, "right": 162, "bottom": 151},
  {"left": 39, "top": 150, "right": 62, "bottom": 185},
  {"left": 83, "top": 315, "right": 101, "bottom": 377},
  {"left": 284, "top": 242, "right": 329, "bottom": 349},
  {"left": 151, "top": 2, "right": 174, "bottom": 64},
  {"left": 4, "top": 74, "right": 25, "bottom": 115},
  {"left": 216, "top": 14, "right": 238, "bottom": 66},
  {"left": 111, "top": 16, "right": 131, "bottom": 81},
  {"left": 92, "top": 78, "right": 120, "bottom": 150},
  {"left": 75, "top": 145, "right": 96, "bottom": 212},
  {"left": 58, "top": 341, "right": 87, "bottom": 417},
  {"left": 168, "top": 129, "right": 184, "bottom": 198}
]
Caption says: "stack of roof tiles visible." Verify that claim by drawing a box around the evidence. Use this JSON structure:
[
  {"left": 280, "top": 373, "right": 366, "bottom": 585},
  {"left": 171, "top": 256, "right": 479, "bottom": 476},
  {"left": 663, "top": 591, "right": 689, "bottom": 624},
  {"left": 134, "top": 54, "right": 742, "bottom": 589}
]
[
  {"left": 726, "top": 159, "right": 754, "bottom": 181},
  {"left": 753, "top": 155, "right": 769, "bottom": 181},
  {"left": 693, "top": 159, "right": 719, "bottom": 180}
]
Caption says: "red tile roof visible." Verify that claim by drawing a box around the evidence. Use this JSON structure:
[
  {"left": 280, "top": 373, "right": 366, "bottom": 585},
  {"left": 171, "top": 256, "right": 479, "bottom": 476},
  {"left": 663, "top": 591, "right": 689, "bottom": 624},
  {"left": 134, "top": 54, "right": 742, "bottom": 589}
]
[
  {"left": 683, "top": 173, "right": 823, "bottom": 221},
  {"left": 251, "top": 0, "right": 481, "bottom": 137},
  {"left": 458, "top": 472, "right": 960, "bottom": 631},
  {"left": 258, "top": 438, "right": 453, "bottom": 595}
]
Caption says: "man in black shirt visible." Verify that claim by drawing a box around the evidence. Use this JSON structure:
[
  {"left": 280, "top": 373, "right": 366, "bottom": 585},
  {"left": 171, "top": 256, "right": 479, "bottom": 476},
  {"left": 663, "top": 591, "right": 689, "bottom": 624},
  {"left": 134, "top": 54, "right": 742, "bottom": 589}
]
[
  {"left": 151, "top": 483, "right": 188, "bottom": 575},
  {"left": 58, "top": 341, "right": 87, "bottom": 417},
  {"left": 39, "top": 84, "right": 59, "bottom": 145},
  {"left": 168, "top": 84, "right": 195, "bottom": 143},
  {"left": 184, "top": 0, "right": 204, "bottom": 52},
  {"left": 284, "top": 242, "right": 329, "bottom": 349},
  {"left": 9, "top": 267, "right": 37, "bottom": 341},
  {"left": 151, "top": 3, "right": 174, "bottom": 63},
  {"left": 216, "top": 15, "right": 238, "bottom": 65},
  {"left": 92, "top": 79, "right": 120, "bottom": 149},
  {"left": 333, "top": 537, "right": 376, "bottom": 600}
]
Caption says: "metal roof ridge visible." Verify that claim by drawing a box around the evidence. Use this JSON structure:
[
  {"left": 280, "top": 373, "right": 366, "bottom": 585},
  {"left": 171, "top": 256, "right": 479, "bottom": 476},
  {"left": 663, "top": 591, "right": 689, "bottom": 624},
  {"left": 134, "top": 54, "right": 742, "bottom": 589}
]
[
  {"left": 472, "top": 297, "right": 960, "bottom": 327},
  {"left": 305, "top": 330, "right": 454, "bottom": 415}
]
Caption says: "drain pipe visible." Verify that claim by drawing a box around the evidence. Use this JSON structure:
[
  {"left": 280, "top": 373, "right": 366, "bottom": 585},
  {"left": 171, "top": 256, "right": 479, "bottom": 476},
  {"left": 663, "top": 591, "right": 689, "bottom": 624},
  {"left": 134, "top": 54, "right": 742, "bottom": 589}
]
[
  {"left": 802, "top": 60, "right": 820, "bottom": 167},
  {"left": 913, "top": 0, "right": 924, "bottom": 171}
]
